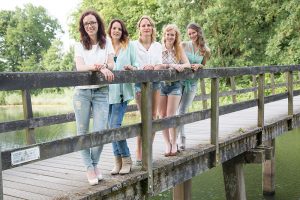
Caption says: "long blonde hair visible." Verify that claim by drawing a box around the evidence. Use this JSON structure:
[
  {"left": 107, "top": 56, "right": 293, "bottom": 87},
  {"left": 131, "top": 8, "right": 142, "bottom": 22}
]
[
  {"left": 162, "top": 24, "right": 183, "bottom": 62},
  {"left": 137, "top": 15, "right": 157, "bottom": 43},
  {"left": 187, "top": 23, "right": 211, "bottom": 59}
]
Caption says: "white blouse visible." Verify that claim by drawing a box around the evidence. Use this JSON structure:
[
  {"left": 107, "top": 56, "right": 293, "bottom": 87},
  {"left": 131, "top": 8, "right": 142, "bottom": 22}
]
[{"left": 132, "top": 40, "right": 162, "bottom": 69}]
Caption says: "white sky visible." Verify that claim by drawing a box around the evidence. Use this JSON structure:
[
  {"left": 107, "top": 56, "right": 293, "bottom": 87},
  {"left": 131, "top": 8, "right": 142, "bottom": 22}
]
[{"left": 0, "top": 0, "right": 82, "bottom": 51}]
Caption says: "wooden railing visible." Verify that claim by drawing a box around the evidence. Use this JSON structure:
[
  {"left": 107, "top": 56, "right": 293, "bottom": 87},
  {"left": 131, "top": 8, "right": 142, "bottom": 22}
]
[{"left": 0, "top": 65, "right": 300, "bottom": 198}]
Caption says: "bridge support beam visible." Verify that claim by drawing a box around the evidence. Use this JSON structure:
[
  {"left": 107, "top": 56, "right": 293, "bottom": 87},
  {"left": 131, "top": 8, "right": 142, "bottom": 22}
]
[
  {"left": 172, "top": 179, "right": 192, "bottom": 200},
  {"left": 262, "top": 139, "right": 276, "bottom": 196},
  {"left": 222, "top": 156, "right": 246, "bottom": 200}
]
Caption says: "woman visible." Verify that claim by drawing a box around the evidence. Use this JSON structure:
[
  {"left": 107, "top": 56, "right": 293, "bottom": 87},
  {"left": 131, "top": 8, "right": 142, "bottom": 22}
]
[
  {"left": 73, "top": 10, "right": 114, "bottom": 185},
  {"left": 133, "top": 16, "right": 163, "bottom": 165},
  {"left": 177, "top": 23, "right": 211, "bottom": 150},
  {"left": 159, "top": 24, "right": 190, "bottom": 156},
  {"left": 108, "top": 19, "right": 137, "bottom": 175}
]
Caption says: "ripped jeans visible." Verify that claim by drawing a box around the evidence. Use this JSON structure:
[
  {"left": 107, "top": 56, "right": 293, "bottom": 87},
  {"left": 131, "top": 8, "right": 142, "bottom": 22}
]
[{"left": 73, "top": 87, "right": 109, "bottom": 170}]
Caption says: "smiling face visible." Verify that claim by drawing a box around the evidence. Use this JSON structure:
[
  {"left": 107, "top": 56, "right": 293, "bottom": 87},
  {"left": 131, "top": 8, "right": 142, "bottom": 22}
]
[
  {"left": 139, "top": 18, "right": 153, "bottom": 37},
  {"left": 187, "top": 28, "right": 199, "bottom": 43},
  {"left": 110, "top": 21, "right": 122, "bottom": 41},
  {"left": 83, "top": 14, "right": 98, "bottom": 38},
  {"left": 165, "top": 29, "right": 176, "bottom": 46}
]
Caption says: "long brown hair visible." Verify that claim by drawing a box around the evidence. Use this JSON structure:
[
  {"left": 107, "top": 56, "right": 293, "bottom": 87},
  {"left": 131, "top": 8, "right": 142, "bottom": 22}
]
[
  {"left": 137, "top": 15, "right": 157, "bottom": 43},
  {"left": 162, "top": 24, "right": 183, "bottom": 62},
  {"left": 79, "top": 10, "right": 106, "bottom": 50},
  {"left": 108, "top": 19, "right": 129, "bottom": 49},
  {"left": 187, "top": 23, "right": 211, "bottom": 58}
]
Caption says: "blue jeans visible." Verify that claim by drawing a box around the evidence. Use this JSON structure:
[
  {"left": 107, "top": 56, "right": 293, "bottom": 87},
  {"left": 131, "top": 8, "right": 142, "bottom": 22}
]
[
  {"left": 160, "top": 81, "right": 182, "bottom": 96},
  {"left": 177, "top": 82, "right": 197, "bottom": 143},
  {"left": 135, "top": 81, "right": 161, "bottom": 93},
  {"left": 73, "top": 87, "right": 109, "bottom": 170},
  {"left": 109, "top": 101, "right": 130, "bottom": 157}
]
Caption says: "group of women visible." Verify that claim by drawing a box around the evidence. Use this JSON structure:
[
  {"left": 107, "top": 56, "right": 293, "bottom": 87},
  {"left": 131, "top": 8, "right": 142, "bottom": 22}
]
[{"left": 73, "top": 10, "right": 210, "bottom": 185}]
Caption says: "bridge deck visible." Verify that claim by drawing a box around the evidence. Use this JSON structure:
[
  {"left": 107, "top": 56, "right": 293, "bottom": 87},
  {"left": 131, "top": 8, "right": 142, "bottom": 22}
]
[{"left": 2, "top": 96, "right": 300, "bottom": 199}]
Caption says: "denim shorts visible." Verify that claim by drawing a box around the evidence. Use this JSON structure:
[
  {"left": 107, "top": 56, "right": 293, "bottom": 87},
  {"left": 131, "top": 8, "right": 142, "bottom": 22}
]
[
  {"left": 160, "top": 81, "right": 182, "bottom": 96},
  {"left": 135, "top": 81, "right": 161, "bottom": 93}
]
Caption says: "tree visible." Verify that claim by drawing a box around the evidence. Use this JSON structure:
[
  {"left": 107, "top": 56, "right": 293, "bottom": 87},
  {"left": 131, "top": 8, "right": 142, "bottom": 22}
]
[{"left": 0, "top": 4, "right": 61, "bottom": 72}]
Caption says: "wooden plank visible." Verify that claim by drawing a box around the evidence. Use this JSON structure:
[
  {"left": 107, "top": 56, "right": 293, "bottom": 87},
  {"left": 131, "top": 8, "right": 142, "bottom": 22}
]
[
  {"left": 258, "top": 74, "right": 265, "bottom": 127},
  {"left": 200, "top": 78, "right": 208, "bottom": 109},
  {"left": 172, "top": 179, "right": 191, "bottom": 200},
  {"left": 2, "top": 66, "right": 300, "bottom": 91},
  {"left": 222, "top": 156, "right": 246, "bottom": 200},
  {"left": 230, "top": 76, "right": 237, "bottom": 103},
  {"left": 141, "top": 82, "right": 153, "bottom": 194},
  {"left": 211, "top": 78, "right": 219, "bottom": 165},
  {"left": 21, "top": 90, "right": 35, "bottom": 145},
  {"left": 288, "top": 71, "right": 293, "bottom": 115},
  {"left": 263, "top": 139, "right": 275, "bottom": 195},
  {"left": 3, "top": 187, "right": 51, "bottom": 200},
  {"left": 3, "top": 180, "right": 59, "bottom": 197}
]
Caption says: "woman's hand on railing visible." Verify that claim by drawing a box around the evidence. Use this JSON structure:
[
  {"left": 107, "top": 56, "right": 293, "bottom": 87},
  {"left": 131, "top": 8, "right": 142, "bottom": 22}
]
[
  {"left": 154, "top": 64, "right": 167, "bottom": 70},
  {"left": 191, "top": 64, "right": 204, "bottom": 71},
  {"left": 170, "top": 64, "right": 185, "bottom": 72},
  {"left": 124, "top": 65, "right": 137, "bottom": 70},
  {"left": 100, "top": 68, "right": 114, "bottom": 81},
  {"left": 143, "top": 65, "right": 155, "bottom": 70}
]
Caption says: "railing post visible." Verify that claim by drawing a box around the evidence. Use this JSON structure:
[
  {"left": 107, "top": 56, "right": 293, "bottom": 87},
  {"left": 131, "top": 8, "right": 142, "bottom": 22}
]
[
  {"left": 258, "top": 74, "right": 265, "bottom": 128},
  {"left": 230, "top": 77, "right": 237, "bottom": 103},
  {"left": 211, "top": 78, "right": 219, "bottom": 165},
  {"left": 200, "top": 78, "right": 208, "bottom": 109},
  {"left": 22, "top": 89, "right": 36, "bottom": 145},
  {"left": 173, "top": 179, "right": 192, "bottom": 200},
  {"left": 263, "top": 139, "right": 275, "bottom": 196},
  {"left": 270, "top": 73, "right": 276, "bottom": 95},
  {"left": 287, "top": 71, "right": 293, "bottom": 116},
  {"left": 141, "top": 82, "right": 153, "bottom": 195},
  {"left": 0, "top": 146, "right": 3, "bottom": 200},
  {"left": 252, "top": 75, "right": 257, "bottom": 99}
]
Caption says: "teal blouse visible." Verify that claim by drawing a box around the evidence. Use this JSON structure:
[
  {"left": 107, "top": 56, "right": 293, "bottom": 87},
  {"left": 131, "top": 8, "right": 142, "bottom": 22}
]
[
  {"left": 109, "top": 41, "right": 138, "bottom": 104},
  {"left": 183, "top": 41, "right": 204, "bottom": 91}
]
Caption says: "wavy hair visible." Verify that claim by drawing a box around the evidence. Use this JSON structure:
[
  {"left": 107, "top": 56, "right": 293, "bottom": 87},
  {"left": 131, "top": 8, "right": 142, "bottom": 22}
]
[
  {"left": 108, "top": 19, "right": 129, "bottom": 49},
  {"left": 137, "top": 15, "right": 156, "bottom": 43},
  {"left": 162, "top": 24, "right": 183, "bottom": 62},
  {"left": 187, "top": 23, "right": 211, "bottom": 58},
  {"left": 78, "top": 10, "right": 106, "bottom": 50}
]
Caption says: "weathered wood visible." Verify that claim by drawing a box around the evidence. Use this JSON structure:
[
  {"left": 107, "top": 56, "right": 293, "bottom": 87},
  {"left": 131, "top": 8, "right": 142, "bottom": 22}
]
[
  {"left": 0, "top": 146, "right": 3, "bottom": 200},
  {"left": 270, "top": 73, "right": 276, "bottom": 95},
  {"left": 252, "top": 75, "right": 257, "bottom": 99},
  {"left": 222, "top": 156, "right": 246, "bottom": 200},
  {"left": 141, "top": 82, "right": 153, "bottom": 194},
  {"left": 21, "top": 89, "right": 36, "bottom": 145},
  {"left": 172, "top": 179, "right": 191, "bottom": 200},
  {"left": 230, "top": 76, "right": 237, "bottom": 103},
  {"left": 288, "top": 71, "right": 293, "bottom": 116},
  {"left": 258, "top": 74, "right": 265, "bottom": 127},
  {"left": 263, "top": 139, "right": 275, "bottom": 196},
  {"left": 1, "top": 124, "right": 141, "bottom": 170},
  {"left": 200, "top": 78, "right": 208, "bottom": 109},
  {"left": 2, "top": 66, "right": 300, "bottom": 91},
  {"left": 244, "top": 149, "right": 265, "bottom": 164},
  {"left": 211, "top": 78, "right": 219, "bottom": 165}
]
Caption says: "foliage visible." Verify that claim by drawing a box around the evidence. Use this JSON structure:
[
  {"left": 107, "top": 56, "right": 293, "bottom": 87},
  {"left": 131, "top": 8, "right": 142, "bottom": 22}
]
[
  {"left": 69, "top": 0, "right": 300, "bottom": 68},
  {"left": 0, "top": 4, "right": 61, "bottom": 72}
]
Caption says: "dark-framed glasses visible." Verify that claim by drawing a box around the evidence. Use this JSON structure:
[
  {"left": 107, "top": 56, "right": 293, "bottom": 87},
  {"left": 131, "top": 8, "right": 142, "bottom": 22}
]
[{"left": 84, "top": 21, "right": 97, "bottom": 27}]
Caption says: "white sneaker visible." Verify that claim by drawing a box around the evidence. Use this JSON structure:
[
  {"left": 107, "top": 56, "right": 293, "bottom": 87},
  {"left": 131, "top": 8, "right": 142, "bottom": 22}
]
[
  {"left": 94, "top": 167, "right": 103, "bottom": 181},
  {"left": 87, "top": 169, "right": 98, "bottom": 186}
]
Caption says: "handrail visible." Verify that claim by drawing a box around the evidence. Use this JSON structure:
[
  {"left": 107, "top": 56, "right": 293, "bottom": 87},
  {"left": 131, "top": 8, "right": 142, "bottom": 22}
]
[{"left": 0, "top": 65, "right": 299, "bottom": 198}]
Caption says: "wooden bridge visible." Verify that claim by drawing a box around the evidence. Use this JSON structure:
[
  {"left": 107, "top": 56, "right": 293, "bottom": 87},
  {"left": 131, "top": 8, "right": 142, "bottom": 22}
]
[{"left": 0, "top": 65, "right": 300, "bottom": 200}]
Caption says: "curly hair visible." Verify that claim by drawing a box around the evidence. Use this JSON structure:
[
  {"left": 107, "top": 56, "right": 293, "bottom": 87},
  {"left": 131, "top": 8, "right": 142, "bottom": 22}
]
[{"left": 78, "top": 10, "right": 106, "bottom": 50}]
